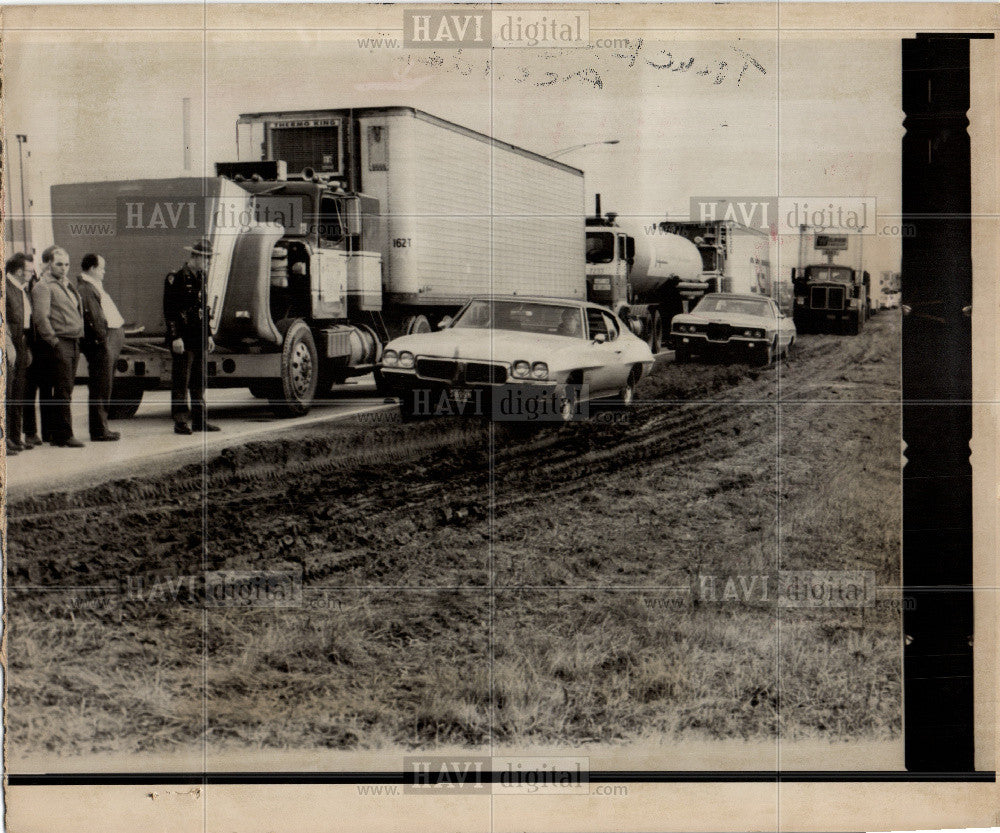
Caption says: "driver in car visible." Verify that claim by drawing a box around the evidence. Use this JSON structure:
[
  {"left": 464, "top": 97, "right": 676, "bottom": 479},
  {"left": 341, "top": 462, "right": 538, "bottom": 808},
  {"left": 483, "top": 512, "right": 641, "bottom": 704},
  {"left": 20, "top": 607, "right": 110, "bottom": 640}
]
[{"left": 558, "top": 308, "right": 583, "bottom": 337}]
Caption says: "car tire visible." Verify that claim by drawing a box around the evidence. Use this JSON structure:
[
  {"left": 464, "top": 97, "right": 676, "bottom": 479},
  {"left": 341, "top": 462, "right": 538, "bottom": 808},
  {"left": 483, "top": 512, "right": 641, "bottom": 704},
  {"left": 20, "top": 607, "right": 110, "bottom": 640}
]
[
  {"left": 674, "top": 344, "right": 691, "bottom": 363},
  {"left": 617, "top": 368, "right": 640, "bottom": 408},
  {"left": 757, "top": 338, "right": 776, "bottom": 367},
  {"left": 557, "top": 382, "right": 582, "bottom": 423}
]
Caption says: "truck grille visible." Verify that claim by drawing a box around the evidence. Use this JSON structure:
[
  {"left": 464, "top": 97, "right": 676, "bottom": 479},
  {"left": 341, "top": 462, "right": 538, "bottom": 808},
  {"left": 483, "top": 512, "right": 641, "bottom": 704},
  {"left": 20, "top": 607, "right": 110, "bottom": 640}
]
[
  {"left": 810, "top": 286, "right": 846, "bottom": 310},
  {"left": 415, "top": 358, "right": 507, "bottom": 385},
  {"left": 706, "top": 323, "right": 732, "bottom": 342}
]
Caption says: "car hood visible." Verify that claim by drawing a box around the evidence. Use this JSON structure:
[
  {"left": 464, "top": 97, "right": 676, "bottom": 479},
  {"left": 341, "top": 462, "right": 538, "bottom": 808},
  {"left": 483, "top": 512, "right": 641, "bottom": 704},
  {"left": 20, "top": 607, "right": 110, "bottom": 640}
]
[
  {"left": 385, "top": 328, "right": 590, "bottom": 363},
  {"left": 673, "top": 311, "right": 774, "bottom": 329}
]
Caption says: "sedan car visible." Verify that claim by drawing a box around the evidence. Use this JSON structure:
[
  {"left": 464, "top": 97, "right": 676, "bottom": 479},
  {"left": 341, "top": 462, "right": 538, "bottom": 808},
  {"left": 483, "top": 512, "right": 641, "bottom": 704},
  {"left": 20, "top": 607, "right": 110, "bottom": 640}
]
[
  {"left": 670, "top": 292, "right": 796, "bottom": 365},
  {"left": 377, "top": 297, "right": 655, "bottom": 421}
]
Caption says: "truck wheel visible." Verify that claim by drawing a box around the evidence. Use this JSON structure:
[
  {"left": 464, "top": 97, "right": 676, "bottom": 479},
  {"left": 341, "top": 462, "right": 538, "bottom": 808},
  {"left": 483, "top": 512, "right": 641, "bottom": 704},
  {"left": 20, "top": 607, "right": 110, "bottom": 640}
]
[
  {"left": 648, "top": 313, "right": 662, "bottom": 354},
  {"left": 248, "top": 381, "right": 271, "bottom": 399},
  {"left": 109, "top": 379, "right": 144, "bottom": 420},
  {"left": 270, "top": 319, "right": 318, "bottom": 417},
  {"left": 404, "top": 315, "right": 432, "bottom": 335},
  {"left": 846, "top": 312, "right": 861, "bottom": 335}
]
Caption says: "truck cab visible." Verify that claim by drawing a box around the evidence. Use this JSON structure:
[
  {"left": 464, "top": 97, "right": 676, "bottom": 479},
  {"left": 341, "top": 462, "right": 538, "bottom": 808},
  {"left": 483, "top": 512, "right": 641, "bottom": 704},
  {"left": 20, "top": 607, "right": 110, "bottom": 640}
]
[
  {"left": 792, "top": 263, "right": 867, "bottom": 334},
  {"left": 585, "top": 223, "right": 634, "bottom": 309}
]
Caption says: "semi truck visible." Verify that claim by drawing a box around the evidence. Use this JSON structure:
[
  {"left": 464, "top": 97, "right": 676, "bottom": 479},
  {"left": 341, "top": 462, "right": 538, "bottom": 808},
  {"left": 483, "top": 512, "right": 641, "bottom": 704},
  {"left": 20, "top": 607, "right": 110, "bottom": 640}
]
[
  {"left": 50, "top": 107, "right": 586, "bottom": 417},
  {"left": 657, "top": 219, "right": 789, "bottom": 314},
  {"left": 585, "top": 197, "right": 705, "bottom": 353},
  {"left": 790, "top": 226, "right": 870, "bottom": 334}
]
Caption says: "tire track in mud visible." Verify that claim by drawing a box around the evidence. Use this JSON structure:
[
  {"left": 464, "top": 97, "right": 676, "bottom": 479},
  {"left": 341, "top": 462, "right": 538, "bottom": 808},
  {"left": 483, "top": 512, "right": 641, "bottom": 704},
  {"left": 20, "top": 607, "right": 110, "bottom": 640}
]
[{"left": 7, "top": 315, "right": 900, "bottom": 587}]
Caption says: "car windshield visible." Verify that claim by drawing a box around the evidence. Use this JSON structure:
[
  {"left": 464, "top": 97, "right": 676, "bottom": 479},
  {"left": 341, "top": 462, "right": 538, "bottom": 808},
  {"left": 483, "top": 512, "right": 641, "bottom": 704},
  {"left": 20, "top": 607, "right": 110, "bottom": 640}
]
[
  {"left": 451, "top": 300, "right": 586, "bottom": 338},
  {"left": 694, "top": 296, "right": 773, "bottom": 317}
]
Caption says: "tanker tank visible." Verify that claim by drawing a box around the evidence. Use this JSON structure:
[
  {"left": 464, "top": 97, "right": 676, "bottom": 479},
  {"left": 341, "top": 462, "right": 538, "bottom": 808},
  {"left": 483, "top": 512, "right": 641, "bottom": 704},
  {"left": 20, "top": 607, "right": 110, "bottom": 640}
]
[{"left": 616, "top": 223, "right": 704, "bottom": 298}]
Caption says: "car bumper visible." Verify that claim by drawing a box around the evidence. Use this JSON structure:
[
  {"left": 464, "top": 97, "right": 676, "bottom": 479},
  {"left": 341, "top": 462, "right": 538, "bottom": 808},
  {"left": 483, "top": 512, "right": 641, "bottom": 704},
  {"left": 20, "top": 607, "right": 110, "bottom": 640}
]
[
  {"left": 379, "top": 369, "right": 576, "bottom": 420},
  {"left": 672, "top": 333, "right": 770, "bottom": 355}
]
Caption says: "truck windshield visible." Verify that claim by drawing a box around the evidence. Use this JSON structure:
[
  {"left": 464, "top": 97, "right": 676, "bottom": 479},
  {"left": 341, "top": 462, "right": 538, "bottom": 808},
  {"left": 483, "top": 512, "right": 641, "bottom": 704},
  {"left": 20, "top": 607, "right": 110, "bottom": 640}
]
[
  {"left": 806, "top": 265, "right": 854, "bottom": 284},
  {"left": 452, "top": 300, "right": 586, "bottom": 338},
  {"left": 586, "top": 231, "right": 616, "bottom": 264}
]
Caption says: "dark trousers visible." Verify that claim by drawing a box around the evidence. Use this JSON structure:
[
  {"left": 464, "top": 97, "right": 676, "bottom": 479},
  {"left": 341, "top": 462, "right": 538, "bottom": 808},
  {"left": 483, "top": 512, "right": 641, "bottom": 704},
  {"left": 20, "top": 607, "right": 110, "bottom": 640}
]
[
  {"left": 83, "top": 327, "right": 124, "bottom": 438},
  {"left": 171, "top": 348, "right": 206, "bottom": 428},
  {"left": 23, "top": 331, "right": 52, "bottom": 440},
  {"left": 6, "top": 331, "right": 30, "bottom": 444},
  {"left": 41, "top": 337, "right": 80, "bottom": 443}
]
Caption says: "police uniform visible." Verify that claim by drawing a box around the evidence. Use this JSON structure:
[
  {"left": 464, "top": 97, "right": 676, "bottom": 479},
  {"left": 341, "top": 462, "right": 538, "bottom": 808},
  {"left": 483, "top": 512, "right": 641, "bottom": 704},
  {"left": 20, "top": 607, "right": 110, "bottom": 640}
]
[{"left": 163, "top": 261, "right": 210, "bottom": 430}]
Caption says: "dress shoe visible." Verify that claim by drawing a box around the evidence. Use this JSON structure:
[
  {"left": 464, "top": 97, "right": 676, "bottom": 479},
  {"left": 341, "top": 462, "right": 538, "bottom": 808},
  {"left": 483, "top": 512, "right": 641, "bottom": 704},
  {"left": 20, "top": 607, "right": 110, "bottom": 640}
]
[
  {"left": 52, "top": 437, "right": 85, "bottom": 448},
  {"left": 193, "top": 423, "right": 221, "bottom": 432},
  {"left": 91, "top": 432, "right": 121, "bottom": 441},
  {"left": 6, "top": 444, "right": 19, "bottom": 456},
  {"left": 174, "top": 422, "right": 193, "bottom": 435},
  {"left": 23, "top": 435, "right": 42, "bottom": 448},
  {"left": 7, "top": 440, "right": 25, "bottom": 453}
]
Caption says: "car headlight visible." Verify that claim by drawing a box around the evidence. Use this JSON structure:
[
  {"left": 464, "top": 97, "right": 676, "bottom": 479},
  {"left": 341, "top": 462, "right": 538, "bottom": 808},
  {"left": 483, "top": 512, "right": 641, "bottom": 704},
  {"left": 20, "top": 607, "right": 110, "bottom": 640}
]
[
  {"left": 398, "top": 351, "right": 415, "bottom": 369},
  {"left": 531, "top": 362, "right": 548, "bottom": 380},
  {"left": 512, "top": 360, "right": 530, "bottom": 379},
  {"left": 382, "top": 349, "right": 399, "bottom": 367},
  {"left": 743, "top": 329, "right": 753, "bottom": 337},
  {"left": 754, "top": 329, "right": 766, "bottom": 339}
]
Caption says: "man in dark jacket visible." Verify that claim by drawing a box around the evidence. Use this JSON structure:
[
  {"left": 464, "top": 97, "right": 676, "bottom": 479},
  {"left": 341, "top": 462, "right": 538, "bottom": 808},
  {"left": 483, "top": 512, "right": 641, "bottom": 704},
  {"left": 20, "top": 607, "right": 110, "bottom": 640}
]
[
  {"left": 164, "top": 237, "right": 218, "bottom": 434},
  {"left": 32, "top": 246, "right": 85, "bottom": 447},
  {"left": 22, "top": 246, "right": 56, "bottom": 446},
  {"left": 5, "top": 252, "right": 33, "bottom": 453},
  {"left": 77, "top": 253, "right": 124, "bottom": 441}
]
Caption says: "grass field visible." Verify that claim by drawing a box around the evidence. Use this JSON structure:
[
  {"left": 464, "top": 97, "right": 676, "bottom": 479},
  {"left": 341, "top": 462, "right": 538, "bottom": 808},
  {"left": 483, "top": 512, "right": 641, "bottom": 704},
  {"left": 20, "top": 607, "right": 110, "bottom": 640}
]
[{"left": 7, "top": 312, "right": 902, "bottom": 757}]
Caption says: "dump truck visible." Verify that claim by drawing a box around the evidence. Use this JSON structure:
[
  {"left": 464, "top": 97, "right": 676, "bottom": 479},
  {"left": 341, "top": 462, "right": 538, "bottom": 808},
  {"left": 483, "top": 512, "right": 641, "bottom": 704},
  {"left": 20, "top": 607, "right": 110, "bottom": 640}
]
[
  {"left": 585, "top": 196, "right": 705, "bottom": 353},
  {"left": 50, "top": 107, "right": 586, "bottom": 416},
  {"left": 790, "top": 226, "right": 870, "bottom": 334}
]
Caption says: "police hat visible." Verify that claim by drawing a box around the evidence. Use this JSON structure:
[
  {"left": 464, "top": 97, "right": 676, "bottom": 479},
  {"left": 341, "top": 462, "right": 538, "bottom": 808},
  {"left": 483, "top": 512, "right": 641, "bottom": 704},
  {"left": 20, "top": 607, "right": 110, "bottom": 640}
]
[{"left": 185, "top": 238, "right": 214, "bottom": 258}]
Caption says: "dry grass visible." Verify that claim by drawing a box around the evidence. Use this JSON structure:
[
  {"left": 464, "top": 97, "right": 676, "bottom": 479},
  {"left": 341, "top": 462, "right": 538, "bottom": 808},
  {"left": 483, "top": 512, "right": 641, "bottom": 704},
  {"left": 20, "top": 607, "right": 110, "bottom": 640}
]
[{"left": 7, "top": 314, "right": 903, "bottom": 755}]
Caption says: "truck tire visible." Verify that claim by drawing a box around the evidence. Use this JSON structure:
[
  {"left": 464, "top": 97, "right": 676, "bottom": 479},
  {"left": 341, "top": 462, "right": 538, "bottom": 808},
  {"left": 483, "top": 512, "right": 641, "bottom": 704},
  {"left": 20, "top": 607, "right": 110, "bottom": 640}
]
[
  {"left": 270, "top": 318, "right": 318, "bottom": 417},
  {"left": 108, "top": 379, "right": 145, "bottom": 420},
  {"left": 249, "top": 381, "right": 271, "bottom": 399},
  {"left": 846, "top": 311, "right": 861, "bottom": 335},
  {"left": 648, "top": 312, "right": 662, "bottom": 354}
]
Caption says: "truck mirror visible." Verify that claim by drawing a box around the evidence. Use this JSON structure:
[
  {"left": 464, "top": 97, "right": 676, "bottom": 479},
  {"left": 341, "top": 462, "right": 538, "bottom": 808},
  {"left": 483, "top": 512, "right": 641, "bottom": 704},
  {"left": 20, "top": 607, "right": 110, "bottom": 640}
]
[
  {"left": 593, "top": 332, "right": 607, "bottom": 344},
  {"left": 437, "top": 315, "right": 453, "bottom": 329}
]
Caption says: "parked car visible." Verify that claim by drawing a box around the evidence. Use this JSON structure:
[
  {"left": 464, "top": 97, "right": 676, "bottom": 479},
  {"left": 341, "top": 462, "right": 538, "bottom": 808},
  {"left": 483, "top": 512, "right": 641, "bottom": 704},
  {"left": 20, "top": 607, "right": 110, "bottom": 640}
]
[
  {"left": 670, "top": 292, "right": 796, "bottom": 365},
  {"left": 377, "top": 296, "right": 655, "bottom": 421}
]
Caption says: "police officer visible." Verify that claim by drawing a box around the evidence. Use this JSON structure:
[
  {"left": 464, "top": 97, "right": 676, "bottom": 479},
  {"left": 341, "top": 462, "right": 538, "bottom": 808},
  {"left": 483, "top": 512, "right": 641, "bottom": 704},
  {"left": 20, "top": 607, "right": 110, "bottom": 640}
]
[{"left": 164, "top": 238, "right": 219, "bottom": 434}]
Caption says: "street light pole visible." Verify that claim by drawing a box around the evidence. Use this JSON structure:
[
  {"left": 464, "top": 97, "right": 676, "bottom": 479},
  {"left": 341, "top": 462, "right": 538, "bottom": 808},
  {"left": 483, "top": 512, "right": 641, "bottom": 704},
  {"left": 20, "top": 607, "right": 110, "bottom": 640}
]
[
  {"left": 15, "top": 134, "right": 28, "bottom": 251},
  {"left": 549, "top": 139, "right": 619, "bottom": 159}
]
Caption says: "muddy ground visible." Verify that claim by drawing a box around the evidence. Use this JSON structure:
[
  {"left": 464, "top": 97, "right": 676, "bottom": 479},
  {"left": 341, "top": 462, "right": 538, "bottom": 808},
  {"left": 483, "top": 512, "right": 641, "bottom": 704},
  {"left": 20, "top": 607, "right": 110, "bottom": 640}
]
[{"left": 7, "top": 312, "right": 902, "bottom": 756}]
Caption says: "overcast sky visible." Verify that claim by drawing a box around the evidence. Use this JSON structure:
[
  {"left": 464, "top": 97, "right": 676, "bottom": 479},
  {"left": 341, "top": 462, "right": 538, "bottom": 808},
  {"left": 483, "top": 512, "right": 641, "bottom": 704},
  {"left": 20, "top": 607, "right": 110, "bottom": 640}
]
[{"left": 4, "top": 27, "right": 902, "bottom": 274}]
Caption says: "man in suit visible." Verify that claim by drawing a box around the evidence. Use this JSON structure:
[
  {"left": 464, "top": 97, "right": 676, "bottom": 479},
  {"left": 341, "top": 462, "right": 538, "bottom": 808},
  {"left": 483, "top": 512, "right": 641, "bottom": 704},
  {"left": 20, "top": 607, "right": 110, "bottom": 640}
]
[
  {"left": 6, "top": 253, "right": 34, "bottom": 453},
  {"left": 32, "top": 246, "right": 85, "bottom": 447},
  {"left": 164, "top": 237, "right": 219, "bottom": 434},
  {"left": 77, "top": 253, "right": 125, "bottom": 441}
]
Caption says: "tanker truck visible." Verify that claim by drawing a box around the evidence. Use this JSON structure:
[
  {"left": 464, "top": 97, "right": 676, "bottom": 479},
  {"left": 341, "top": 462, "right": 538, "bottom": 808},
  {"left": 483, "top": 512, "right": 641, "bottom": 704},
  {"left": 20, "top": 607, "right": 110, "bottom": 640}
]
[
  {"left": 50, "top": 107, "right": 586, "bottom": 417},
  {"left": 585, "top": 197, "right": 705, "bottom": 353}
]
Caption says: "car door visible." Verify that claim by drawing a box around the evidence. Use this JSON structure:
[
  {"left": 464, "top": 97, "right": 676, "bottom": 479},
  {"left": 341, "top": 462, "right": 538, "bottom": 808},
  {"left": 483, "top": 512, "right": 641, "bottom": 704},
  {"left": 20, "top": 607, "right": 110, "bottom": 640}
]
[{"left": 583, "top": 308, "right": 627, "bottom": 397}]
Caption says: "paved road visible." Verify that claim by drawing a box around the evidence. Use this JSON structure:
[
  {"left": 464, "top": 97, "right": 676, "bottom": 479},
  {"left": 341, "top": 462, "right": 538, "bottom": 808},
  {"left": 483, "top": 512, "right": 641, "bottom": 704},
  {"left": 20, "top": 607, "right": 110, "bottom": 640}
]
[{"left": 5, "top": 377, "right": 394, "bottom": 498}]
